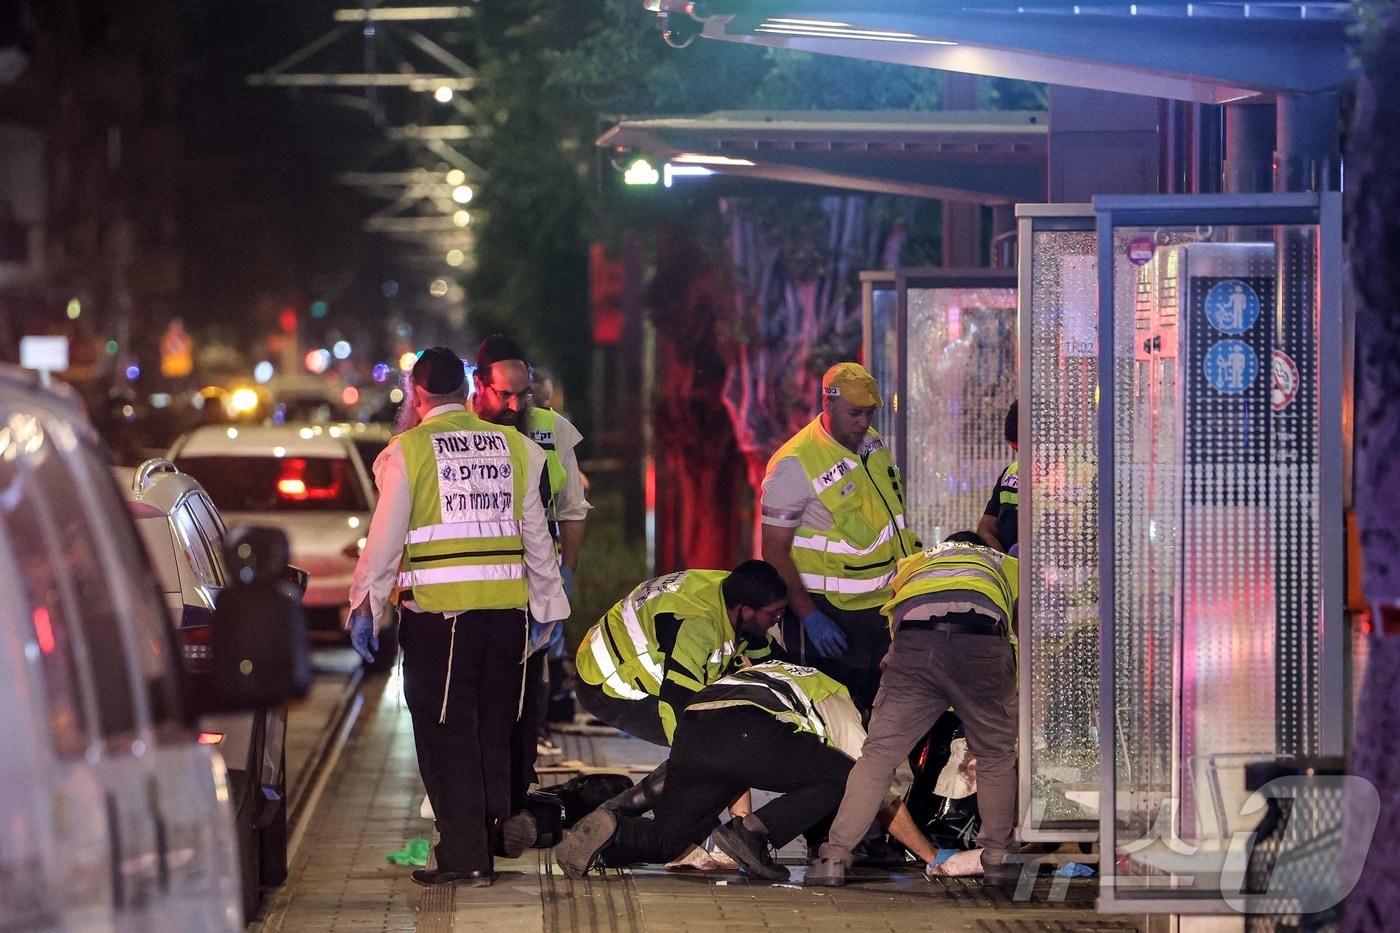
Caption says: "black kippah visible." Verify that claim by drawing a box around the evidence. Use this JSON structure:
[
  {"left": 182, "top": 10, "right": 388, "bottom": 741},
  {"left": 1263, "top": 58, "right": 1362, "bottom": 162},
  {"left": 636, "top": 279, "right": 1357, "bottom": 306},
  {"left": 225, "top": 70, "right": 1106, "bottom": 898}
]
[{"left": 411, "top": 346, "right": 466, "bottom": 394}]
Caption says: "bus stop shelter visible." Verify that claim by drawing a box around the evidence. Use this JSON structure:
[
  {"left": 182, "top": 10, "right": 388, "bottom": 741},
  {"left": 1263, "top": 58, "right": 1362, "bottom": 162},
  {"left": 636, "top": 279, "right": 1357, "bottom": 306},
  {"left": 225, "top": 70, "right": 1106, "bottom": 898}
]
[{"left": 634, "top": 0, "right": 1358, "bottom": 919}]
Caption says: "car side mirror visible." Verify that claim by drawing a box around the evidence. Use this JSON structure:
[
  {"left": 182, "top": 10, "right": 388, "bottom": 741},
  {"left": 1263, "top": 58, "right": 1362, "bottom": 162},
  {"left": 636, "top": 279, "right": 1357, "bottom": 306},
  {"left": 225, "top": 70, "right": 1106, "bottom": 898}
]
[{"left": 198, "top": 526, "right": 313, "bottom": 713}]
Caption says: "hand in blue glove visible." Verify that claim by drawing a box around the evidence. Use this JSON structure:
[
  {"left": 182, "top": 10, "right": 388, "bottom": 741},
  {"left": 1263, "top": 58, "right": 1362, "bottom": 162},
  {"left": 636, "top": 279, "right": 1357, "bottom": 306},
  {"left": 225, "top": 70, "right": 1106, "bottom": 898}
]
[
  {"left": 800, "top": 610, "right": 847, "bottom": 658},
  {"left": 560, "top": 566, "right": 576, "bottom": 599},
  {"left": 529, "top": 619, "right": 557, "bottom": 655},
  {"left": 349, "top": 613, "right": 379, "bottom": 663}
]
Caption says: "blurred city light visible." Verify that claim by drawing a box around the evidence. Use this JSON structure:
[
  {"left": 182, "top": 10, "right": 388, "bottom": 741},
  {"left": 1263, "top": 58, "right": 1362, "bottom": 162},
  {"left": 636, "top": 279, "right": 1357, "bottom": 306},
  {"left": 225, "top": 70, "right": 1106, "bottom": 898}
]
[
  {"left": 388, "top": 387, "right": 405, "bottom": 404},
  {"left": 453, "top": 209, "right": 471, "bottom": 227},
  {"left": 429, "top": 279, "right": 449, "bottom": 297},
  {"left": 342, "top": 386, "right": 360, "bottom": 405},
  {"left": 310, "top": 299, "right": 329, "bottom": 318},
  {"left": 451, "top": 185, "right": 473, "bottom": 204},
  {"left": 382, "top": 280, "right": 400, "bottom": 298},
  {"left": 65, "top": 298, "right": 81, "bottom": 320},
  {"left": 125, "top": 364, "right": 140, "bottom": 380},
  {"left": 434, "top": 86, "right": 453, "bottom": 103},
  {"left": 372, "top": 362, "right": 390, "bottom": 383},
  {"left": 305, "top": 348, "right": 332, "bottom": 374},
  {"left": 445, "top": 249, "right": 465, "bottom": 266},
  {"left": 398, "top": 350, "right": 420, "bottom": 370},
  {"left": 279, "top": 307, "right": 297, "bottom": 332},
  {"left": 105, "top": 340, "right": 119, "bottom": 356},
  {"left": 253, "top": 360, "right": 274, "bottom": 383},
  {"left": 332, "top": 340, "right": 352, "bottom": 359},
  {"left": 229, "top": 387, "right": 260, "bottom": 414},
  {"left": 446, "top": 168, "right": 466, "bottom": 186},
  {"left": 226, "top": 427, "right": 239, "bottom": 439},
  {"left": 149, "top": 393, "right": 171, "bottom": 409}
]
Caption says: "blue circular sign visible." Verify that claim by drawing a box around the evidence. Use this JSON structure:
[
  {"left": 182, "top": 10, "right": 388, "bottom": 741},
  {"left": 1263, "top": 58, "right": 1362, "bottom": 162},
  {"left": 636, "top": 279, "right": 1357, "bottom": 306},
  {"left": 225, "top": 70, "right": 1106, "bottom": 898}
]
[
  {"left": 1203, "top": 339, "right": 1259, "bottom": 394},
  {"left": 1204, "top": 279, "right": 1261, "bottom": 335}
]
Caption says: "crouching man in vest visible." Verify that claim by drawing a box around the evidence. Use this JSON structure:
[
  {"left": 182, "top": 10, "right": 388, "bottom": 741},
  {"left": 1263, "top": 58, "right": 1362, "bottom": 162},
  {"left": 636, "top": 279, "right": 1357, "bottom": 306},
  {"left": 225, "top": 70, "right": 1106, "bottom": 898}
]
[
  {"left": 346, "top": 347, "right": 568, "bottom": 888},
  {"left": 760, "top": 362, "right": 921, "bottom": 715},
  {"left": 573, "top": 561, "right": 787, "bottom": 812},
  {"left": 554, "top": 662, "right": 944, "bottom": 881},
  {"left": 807, "top": 532, "right": 1020, "bottom": 887}
]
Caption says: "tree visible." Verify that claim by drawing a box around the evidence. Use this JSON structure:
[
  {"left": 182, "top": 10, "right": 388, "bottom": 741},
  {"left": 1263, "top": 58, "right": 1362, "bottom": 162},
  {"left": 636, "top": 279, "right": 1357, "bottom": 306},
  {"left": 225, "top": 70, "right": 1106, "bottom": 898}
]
[{"left": 1342, "top": 9, "right": 1400, "bottom": 929}]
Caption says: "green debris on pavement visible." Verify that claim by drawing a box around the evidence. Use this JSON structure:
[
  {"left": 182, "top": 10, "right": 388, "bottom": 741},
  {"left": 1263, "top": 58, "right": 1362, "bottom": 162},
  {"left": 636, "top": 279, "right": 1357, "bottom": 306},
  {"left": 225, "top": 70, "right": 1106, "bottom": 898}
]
[{"left": 385, "top": 837, "right": 431, "bottom": 867}]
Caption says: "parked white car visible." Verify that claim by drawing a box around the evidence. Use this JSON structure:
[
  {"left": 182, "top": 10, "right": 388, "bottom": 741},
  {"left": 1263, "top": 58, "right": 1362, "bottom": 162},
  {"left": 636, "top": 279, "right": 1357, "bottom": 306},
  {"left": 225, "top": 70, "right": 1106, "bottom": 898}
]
[
  {"left": 0, "top": 364, "right": 306, "bottom": 931},
  {"left": 116, "top": 458, "right": 295, "bottom": 919},
  {"left": 168, "top": 423, "right": 394, "bottom": 668}
]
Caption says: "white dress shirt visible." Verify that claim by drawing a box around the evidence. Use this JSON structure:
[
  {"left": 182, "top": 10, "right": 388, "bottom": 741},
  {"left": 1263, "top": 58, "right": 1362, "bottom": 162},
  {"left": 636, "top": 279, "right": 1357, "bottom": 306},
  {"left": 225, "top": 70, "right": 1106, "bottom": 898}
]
[{"left": 348, "top": 403, "right": 569, "bottom": 631}]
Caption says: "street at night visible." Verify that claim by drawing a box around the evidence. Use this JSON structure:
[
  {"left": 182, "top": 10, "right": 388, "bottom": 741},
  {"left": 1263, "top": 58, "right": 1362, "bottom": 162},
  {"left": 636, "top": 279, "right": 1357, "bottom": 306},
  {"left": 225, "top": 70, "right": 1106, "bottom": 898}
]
[{"left": 2, "top": 2, "right": 1398, "bottom": 932}]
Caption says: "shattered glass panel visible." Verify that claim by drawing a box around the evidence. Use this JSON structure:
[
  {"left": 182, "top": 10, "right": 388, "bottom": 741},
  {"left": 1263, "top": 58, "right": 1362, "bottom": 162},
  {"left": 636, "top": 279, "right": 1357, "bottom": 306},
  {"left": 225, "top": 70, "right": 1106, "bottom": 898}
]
[
  {"left": 903, "top": 286, "right": 1018, "bottom": 545},
  {"left": 1108, "top": 224, "right": 1324, "bottom": 896},
  {"left": 1024, "top": 229, "right": 1100, "bottom": 831}
]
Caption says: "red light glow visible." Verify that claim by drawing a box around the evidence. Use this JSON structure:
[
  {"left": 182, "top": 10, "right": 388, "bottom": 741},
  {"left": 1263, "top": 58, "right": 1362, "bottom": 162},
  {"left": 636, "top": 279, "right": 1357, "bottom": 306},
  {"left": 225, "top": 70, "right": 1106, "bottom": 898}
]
[{"left": 33, "top": 606, "right": 55, "bottom": 654}]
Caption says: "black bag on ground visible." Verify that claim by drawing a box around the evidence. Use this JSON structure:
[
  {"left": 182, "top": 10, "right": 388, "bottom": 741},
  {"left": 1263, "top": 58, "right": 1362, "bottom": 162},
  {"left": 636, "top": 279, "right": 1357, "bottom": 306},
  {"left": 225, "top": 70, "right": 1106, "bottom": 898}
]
[
  {"left": 529, "top": 773, "right": 636, "bottom": 830},
  {"left": 905, "top": 710, "right": 981, "bottom": 850}
]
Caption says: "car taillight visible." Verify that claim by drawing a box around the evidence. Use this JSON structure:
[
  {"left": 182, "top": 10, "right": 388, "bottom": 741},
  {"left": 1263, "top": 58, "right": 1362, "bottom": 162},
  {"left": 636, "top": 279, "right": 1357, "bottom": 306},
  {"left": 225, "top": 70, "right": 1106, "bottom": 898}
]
[
  {"left": 197, "top": 732, "right": 224, "bottom": 745},
  {"left": 180, "top": 625, "right": 213, "bottom": 672},
  {"left": 276, "top": 458, "right": 343, "bottom": 501}
]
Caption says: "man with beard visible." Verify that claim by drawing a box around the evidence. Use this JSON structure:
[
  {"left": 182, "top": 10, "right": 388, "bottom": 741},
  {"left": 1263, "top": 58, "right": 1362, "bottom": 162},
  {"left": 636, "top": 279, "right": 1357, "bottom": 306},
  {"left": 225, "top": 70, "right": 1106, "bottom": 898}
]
[
  {"left": 346, "top": 347, "right": 567, "bottom": 887},
  {"left": 473, "top": 336, "right": 592, "bottom": 857}
]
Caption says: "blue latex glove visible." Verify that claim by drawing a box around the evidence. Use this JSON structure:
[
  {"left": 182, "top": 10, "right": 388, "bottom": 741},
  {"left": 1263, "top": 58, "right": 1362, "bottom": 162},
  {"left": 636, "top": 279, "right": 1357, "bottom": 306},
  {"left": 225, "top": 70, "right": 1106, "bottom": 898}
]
[
  {"left": 800, "top": 610, "right": 847, "bottom": 658},
  {"left": 349, "top": 613, "right": 379, "bottom": 663},
  {"left": 529, "top": 619, "right": 557, "bottom": 655},
  {"left": 560, "top": 566, "right": 576, "bottom": 599}
]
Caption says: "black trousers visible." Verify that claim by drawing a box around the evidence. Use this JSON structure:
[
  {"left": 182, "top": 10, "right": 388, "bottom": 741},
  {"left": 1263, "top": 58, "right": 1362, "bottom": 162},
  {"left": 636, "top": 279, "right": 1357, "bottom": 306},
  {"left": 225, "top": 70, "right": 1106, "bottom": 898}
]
[
  {"left": 510, "top": 649, "right": 549, "bottom": 815},
  {"left": 780, "top": 594, "right": 890, "bottom": 716},
  {"left": 575, "top": 680, "right": 669, "bottom": 747},
  {"left": 399, "top": 606, "right": 526, "bottom": 874},
  {"left": 608, "top": 707, "right": 853, "bottom": 864}
]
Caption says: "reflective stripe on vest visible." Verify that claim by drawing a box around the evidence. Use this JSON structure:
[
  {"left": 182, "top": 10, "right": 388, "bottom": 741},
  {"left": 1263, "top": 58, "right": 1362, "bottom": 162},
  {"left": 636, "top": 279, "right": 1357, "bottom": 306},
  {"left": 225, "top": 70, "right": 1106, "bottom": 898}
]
[
  {"left": 882, "top": 543, "right": 1019, "bottom": 630},
  {"left": 686, "top": 662, "right": 847, "bottom": 743},
  {"left": 583, "top": 629, "right": 648, "bottom": 700},
  {"left": 396, "top": 410, "right": 530, "bottom": 611},
  {"left": 766, "top": 418, "right": 918, "bottom": 611}
]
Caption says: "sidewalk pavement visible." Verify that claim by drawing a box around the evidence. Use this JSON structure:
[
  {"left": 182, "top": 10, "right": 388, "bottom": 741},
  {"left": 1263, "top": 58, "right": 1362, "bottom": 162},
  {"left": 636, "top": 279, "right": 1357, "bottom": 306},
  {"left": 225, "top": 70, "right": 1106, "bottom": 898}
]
[{"left": 253, "top": 668, "right": 1145, "bottom": 932}]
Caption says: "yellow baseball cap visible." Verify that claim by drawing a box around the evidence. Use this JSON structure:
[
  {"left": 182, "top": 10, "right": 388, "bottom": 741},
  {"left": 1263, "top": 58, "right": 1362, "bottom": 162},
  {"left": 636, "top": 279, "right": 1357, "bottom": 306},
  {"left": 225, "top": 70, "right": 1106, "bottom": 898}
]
[{"left": 822, "top": 362, "right": 882, "bottom": 408}]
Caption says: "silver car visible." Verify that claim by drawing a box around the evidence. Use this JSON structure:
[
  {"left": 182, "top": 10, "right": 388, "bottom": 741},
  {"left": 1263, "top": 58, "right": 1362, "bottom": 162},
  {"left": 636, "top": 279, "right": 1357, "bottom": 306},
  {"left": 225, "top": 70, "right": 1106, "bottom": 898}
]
[{"left": 117, "top": 458, "right": 293, "bottom": 919}]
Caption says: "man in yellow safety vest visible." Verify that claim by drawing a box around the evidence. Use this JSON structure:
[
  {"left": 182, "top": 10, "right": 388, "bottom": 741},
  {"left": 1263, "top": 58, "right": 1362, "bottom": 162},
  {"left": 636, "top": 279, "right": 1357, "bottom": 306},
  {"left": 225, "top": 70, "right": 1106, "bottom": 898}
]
[
  {"left": 759, "top": 362, "right": 920, "bottom": 714},
  {"left": 807, "top": 531, "right": 1020, "bottom": 888},
  {"left": 347, "top": 347, "right": 568, "bottom": 888}
]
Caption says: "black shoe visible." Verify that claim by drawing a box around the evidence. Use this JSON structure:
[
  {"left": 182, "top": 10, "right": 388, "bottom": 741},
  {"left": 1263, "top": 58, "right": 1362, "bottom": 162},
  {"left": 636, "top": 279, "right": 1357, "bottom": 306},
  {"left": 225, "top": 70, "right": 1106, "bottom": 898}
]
[
  {"left": 712, "top": 821, "right": 790, "bottom": 883},
  {"left": 411, "top": 868, "right": 493, "bottom": 887},
  {"left": 554, "top": 809, "right": 618, "bottom": 879},
  {"left": 500, "top": 811, "right": 539, "bottom": 858}
]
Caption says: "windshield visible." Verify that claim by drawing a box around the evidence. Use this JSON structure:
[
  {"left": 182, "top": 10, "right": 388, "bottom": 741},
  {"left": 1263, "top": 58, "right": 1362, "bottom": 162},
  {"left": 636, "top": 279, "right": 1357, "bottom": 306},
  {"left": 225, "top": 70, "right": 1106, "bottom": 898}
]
[{"left": 176, "top": 455, "right": 369, "bottom": 513}]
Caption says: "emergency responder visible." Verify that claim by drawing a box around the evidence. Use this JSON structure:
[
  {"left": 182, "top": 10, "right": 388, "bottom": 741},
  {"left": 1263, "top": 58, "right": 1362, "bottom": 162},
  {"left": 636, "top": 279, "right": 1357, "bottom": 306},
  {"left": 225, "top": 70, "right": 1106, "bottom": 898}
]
[
  {"left": 473, "top": 335, "right": 592, "bottom": 856},
  {"left": 760, "top": 362, "right": 920, "bottom": 715},
  {"left": 554, "top": 661, "right": 945, "bottom": 881},
  {"left": 807, "top": 531, "right": 1020, "bottom": 887},
  {"left": 346, "top": 347, "right": 568, "bottom": 888},
  {"left": 574, "top": 561, "right": 787, "bottom": 814},
  {"left": 977, "top": 400, "right": 1019, "bottom": 554}
]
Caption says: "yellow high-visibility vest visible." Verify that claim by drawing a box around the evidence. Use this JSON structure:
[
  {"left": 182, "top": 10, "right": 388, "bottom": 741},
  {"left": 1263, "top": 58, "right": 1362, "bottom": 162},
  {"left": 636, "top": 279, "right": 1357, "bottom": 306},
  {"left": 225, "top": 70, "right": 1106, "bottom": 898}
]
[
  {"left": 767, "top": 418, "right": 919, "bottom": 610},
  {"left": 397, "top": 409, "right": 531, "bottom": 611}
]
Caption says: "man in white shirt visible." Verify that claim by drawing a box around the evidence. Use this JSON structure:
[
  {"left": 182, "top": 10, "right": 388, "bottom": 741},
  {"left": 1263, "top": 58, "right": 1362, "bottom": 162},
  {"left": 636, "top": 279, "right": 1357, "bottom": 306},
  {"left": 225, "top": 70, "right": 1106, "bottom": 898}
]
[{"left": 347, "top": 347, "right": 568, "bottom": 888}]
